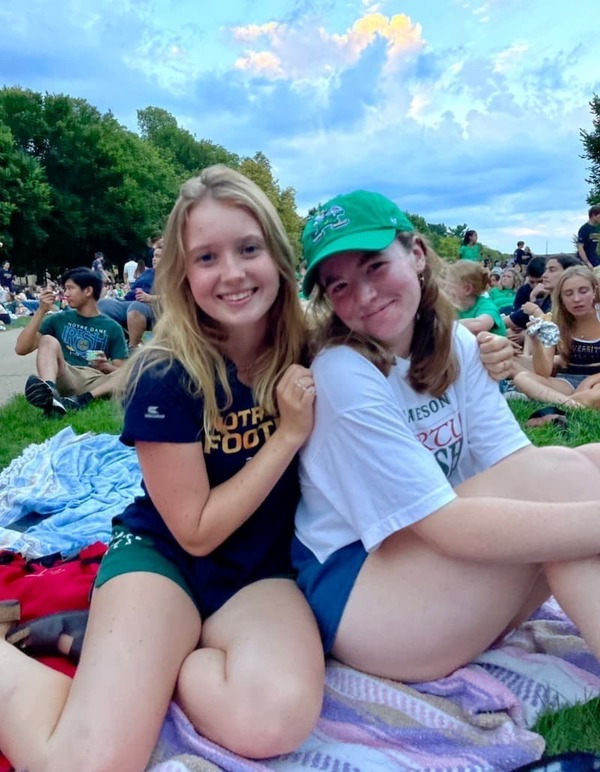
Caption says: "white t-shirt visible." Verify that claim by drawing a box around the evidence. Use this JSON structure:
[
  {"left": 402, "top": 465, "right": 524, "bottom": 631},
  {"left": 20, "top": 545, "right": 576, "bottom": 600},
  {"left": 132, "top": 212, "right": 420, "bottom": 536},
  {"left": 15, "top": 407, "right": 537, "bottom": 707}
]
[
  {"left": 124, "top": 259, "right": 138, "bottom": 283},
  {"left": 295, "top": 324, "right": 530, "bottom": 563}
]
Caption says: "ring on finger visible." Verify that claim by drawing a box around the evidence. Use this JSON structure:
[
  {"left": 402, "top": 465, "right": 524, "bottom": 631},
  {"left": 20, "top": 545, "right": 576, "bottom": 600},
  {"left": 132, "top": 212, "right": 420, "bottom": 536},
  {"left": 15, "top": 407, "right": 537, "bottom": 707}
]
[{"left": 295, "top": 379, "right": 314, "bottom": 393}]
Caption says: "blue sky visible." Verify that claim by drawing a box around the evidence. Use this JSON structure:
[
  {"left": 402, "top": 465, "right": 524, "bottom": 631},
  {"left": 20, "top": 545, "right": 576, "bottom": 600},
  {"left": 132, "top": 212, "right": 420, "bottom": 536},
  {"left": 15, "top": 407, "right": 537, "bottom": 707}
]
[{"left": 1, "top": 0, "right": 598, "bottom": 255}]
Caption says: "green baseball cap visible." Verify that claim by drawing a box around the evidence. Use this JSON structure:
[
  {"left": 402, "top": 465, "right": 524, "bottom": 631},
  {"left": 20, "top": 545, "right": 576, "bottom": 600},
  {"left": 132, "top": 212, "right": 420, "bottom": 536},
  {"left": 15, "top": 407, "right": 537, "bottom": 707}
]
[{"left": 301, "top": 190, "right": 414, "bottom": 298}]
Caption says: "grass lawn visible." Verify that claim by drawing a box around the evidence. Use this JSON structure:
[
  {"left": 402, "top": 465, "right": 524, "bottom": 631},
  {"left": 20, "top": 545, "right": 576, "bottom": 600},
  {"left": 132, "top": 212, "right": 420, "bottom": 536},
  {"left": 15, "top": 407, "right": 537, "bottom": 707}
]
[{"left": 0, "top": 392, "right": 599, "bottom": 756}]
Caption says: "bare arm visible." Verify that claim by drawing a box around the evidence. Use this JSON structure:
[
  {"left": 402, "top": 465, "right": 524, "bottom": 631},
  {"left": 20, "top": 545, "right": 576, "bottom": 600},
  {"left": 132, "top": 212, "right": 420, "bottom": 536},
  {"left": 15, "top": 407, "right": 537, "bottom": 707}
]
[
  {"left": 14, "top": 289, "right": 55, "bottom": 355},
  {"left": 459, "top": 314, "right": 495, "bottom": 334},
  {"left": 529, "top": 334, "right": 555, "bottom": 377},
  {"left": 412, "top": 492, "right": 600, "bottom": 564},
  {"left": 577, "top": 243, "right": 592, "bottom": 268},
  {"left": 137, "top": 364, "right": 315, "bottom": 556}
]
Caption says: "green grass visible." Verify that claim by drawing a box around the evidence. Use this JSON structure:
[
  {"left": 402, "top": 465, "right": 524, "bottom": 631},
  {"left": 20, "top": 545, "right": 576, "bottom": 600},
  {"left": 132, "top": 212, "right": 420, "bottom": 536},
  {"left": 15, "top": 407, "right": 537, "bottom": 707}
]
[
  {"left": 0, "top": 394, "right": 122, "bottom": 471},
  {"left": 0, "top": 391, "right": 599, "bottom": 755},
  {"left": 533, "top": 698, "right": 600, "bottom": 756},
  {"left": 1, "top": 316, "right": 31, "bottom": 331}
]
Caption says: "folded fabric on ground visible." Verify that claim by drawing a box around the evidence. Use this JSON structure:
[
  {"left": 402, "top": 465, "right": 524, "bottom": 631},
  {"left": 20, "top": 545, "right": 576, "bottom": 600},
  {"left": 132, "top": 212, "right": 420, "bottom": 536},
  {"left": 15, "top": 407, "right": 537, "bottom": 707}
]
[
  {"left": 0, "top": 427, "right": 142, "bottom": 557},
  {"left": 149, "top": 598, "right": 600, "bottom": 772}
]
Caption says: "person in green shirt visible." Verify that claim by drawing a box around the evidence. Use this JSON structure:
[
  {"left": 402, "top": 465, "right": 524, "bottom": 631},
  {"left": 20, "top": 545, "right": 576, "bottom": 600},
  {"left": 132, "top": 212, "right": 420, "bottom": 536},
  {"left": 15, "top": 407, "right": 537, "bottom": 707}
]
[
  {"left": 15, "top": 267, "right": 128, "bottom": 416},
  {"left": 488, "top": 267, "right": 522, "bottom": 313},
  {"left": 458, "top": 229, "right": 483, "bottom": 261},
  {"left": 446, "top": 260, "right": 507, "bottom": 336}
]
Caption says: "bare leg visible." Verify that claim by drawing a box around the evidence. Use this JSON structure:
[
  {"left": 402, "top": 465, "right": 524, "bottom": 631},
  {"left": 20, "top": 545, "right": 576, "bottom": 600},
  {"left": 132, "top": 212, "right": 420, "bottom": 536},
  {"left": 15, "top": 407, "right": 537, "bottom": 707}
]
[
  {"left": 127, "top": 310, "right": 147, "bottom": 348},
  {"left": 545, "top": 557, "right": 600, "bottom": 659},
  {"left": 176, "top": 579, "right": 324, "bottom": 759},
  {"left": 569, "top": 388, "right": 600, "bottom": 408},
  {"left": 513, "top": 370, "right": 580, "bottom": 406},
  {"left": 0, "top": 573, "right": 200, "bottom": 772},
  {"left": 35, "top": 335, "right": 66, "bottom": 382},
  {"left": 334, "top": 444, "right": 600, "bottom": 681}
]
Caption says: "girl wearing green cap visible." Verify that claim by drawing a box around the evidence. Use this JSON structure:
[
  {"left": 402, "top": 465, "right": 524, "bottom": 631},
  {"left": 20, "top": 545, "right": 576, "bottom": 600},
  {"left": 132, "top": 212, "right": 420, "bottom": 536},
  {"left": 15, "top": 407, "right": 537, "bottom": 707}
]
[{"left": 293, "top": 189, "right": 600, "bottom": 682}]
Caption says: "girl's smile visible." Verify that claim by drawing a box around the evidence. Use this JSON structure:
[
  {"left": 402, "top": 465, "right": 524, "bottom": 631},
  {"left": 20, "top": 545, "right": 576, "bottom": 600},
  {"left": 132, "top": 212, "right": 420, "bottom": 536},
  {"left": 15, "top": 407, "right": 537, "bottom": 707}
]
[
  {"left": 184, "top": 197, "right": 280, "bottom": 336},
  {"left": 319, "top": 238, "right": 425, "bottom": 357}
]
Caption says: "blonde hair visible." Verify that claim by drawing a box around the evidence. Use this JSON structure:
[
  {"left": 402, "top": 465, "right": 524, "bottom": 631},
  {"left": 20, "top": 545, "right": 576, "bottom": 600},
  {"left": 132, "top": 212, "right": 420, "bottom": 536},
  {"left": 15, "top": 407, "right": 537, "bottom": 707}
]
[
  {"left": 553, "top": 265, "right": 600, "bottom": 365},
  {"left": 445, "top": 260, "right": 489, "bottom": 297},
  {"left": 122, "top": 165, "right": 306, "bottom": 434},
  {"left": 309, "top": 234, "right": 459, "bottom": 397},
  {"left": 501, "top": 267, "right": 522, "bottom": 290}
]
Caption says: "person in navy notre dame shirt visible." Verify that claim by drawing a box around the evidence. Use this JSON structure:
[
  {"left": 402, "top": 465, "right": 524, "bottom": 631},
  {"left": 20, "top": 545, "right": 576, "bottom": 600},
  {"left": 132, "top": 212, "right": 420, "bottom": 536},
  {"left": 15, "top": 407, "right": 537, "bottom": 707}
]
[{"left": 0, "top": 166, "right": 324, "bottom": 770}]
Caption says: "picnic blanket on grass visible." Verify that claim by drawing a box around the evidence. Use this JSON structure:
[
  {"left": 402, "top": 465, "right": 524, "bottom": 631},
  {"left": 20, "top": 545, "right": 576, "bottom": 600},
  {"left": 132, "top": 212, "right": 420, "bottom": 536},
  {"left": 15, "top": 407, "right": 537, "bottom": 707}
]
[{"left": 1, "top": 429, "right": 599, "bottom": 771}]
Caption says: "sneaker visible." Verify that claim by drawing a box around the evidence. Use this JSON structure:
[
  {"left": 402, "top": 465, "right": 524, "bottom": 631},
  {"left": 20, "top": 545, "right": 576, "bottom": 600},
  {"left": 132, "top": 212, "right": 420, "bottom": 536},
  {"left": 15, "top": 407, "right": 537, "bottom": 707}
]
[{"left": 24, "top": 375, "right": 66, "bottom": 416}]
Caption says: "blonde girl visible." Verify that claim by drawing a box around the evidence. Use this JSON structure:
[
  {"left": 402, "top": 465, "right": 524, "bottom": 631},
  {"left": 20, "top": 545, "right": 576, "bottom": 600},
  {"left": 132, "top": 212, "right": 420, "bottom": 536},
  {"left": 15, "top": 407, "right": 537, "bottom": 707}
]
[
  {"left": 446, "top": 260, "right": 507, "bottom": 336},
  {"left": 514, "top": 265, "right": 600, "bottom": 408},
  {"left": 0, "top": 166, "right": 324, "bottom": 771},
  {"left": 489, "top": 267, "right": 522, "bottom": 313}
]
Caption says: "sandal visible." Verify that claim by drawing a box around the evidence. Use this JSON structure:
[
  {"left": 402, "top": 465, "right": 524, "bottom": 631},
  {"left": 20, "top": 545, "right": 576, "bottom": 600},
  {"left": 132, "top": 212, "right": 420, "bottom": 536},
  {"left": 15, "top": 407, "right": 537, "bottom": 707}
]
[
  {"left": 6, "top": 609, "right": 89, "bottom": 663},
  {"left": 525, "top": 405, "right": 568, "bottom": 430}
]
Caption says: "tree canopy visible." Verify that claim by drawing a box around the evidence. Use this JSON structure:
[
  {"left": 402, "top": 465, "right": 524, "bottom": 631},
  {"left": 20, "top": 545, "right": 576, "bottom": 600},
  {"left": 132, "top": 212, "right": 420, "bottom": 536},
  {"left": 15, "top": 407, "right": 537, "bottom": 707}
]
[
  {"left": 0, "top": 88, "right": 301, "bottom": 280},
  {"left": 0, "top": 86, "right": 506, "bottom": 283},
  {"left": 581, "top": 93, "right": 600, "bottom": 206}
]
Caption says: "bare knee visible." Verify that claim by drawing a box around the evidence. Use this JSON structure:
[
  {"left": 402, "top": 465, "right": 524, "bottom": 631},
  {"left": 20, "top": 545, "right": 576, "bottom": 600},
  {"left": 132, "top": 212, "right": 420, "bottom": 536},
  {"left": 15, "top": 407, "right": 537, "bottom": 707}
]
[
  {"left": 37, "top": 334, "right": 61, "bottom": 353},
  {"left": 181, "top": 666, "right": 322, "bottom": 758},
  {"left": 231, "top": 674, "right": 321, "bottom": 757}
]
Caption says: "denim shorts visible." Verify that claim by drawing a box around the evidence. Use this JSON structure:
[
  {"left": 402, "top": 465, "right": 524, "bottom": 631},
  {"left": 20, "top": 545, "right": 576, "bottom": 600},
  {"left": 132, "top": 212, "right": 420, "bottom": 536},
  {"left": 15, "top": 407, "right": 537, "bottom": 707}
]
[
  {"left": 291, "top": 536, "right": 368, "bottom": 653},
  {"left": 555, "top": 372, "right": 590, "bottom": 390}
]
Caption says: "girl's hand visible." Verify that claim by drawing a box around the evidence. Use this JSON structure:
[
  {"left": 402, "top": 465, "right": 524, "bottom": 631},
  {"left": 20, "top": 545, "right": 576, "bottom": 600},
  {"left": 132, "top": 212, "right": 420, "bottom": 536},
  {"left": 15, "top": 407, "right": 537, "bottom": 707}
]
[
  {"left": 276, "top": 364, "right": 316, "bottom": 447},
  {"left": 476, "top": 332, "right": 514, "bottom": 380},
  {"left": 521, "top": 301, "right": 543, "bottom": 318}
]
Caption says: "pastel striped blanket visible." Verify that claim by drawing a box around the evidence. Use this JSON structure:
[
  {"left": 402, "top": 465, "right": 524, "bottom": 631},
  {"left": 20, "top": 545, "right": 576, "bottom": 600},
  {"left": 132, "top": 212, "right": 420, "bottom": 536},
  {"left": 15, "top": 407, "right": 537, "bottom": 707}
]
[{"left": 150, "top": 600, "right": 600, "bottom": 771}]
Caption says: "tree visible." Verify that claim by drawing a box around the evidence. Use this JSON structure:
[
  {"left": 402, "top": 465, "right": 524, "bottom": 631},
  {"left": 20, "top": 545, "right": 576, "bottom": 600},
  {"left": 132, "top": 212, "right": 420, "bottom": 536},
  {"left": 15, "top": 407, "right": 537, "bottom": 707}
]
[
  {"left": 240, "top": 153, "right": 303, "bottom": 260},
  {"left": 138, "top": 106, "right": 239, "bottom": 178},
  {"left": 0, "top": 122, "right": 52, "bottom": 276},
  {"left": 580, "top": 93, "right": 600, "bottom": 205},
  {"left": 0, "top": 88, "right": 179, "bottom": 275}
]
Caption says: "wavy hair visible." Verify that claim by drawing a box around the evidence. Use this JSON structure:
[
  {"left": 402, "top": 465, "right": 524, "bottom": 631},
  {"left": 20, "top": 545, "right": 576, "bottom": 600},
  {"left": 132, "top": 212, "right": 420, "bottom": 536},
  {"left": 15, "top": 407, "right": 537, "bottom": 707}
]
[
  {"left": 552, "top": 265, "right": 600, "bottom": 365},
  {"left": 121, "top": 165, "right": 306, "bottom": 434},
  {"left": 445, "top": 260, "right": 489, "bottom": 298},
  {"left": 308, "top": 234, "right": 459, "bottom": 396}
]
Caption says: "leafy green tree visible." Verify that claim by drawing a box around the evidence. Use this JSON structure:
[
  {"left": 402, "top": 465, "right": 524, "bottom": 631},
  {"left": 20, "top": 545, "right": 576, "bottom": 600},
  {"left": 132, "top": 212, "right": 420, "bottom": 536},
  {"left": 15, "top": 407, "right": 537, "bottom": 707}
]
[
  {"left": 580, "top": 93, "right": 600, "bottom": 205},
  {"left": 138, "top": 106, "right": 239, "bottom": 178},
  {"left": 240, "top": 153, "right": 303, "bottom": 259},
  {"left": 0, "top": 121, "right": 52, "bottom": 277},
  {"left": 0, "top": 88, "right": 179, "bottom": 275}
]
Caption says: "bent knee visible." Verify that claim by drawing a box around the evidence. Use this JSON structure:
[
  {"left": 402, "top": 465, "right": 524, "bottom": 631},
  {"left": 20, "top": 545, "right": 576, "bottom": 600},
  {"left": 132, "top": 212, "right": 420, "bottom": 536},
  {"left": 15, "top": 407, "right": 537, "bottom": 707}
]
[
  {"left": 192, "top": 674, "right": 321, "bottom": 758},
  {"left": 225, "top": 693, "right": 320, "bottom": 757},
  {"left": 38, "top": 334, "right": 61, "bottom": 350}
]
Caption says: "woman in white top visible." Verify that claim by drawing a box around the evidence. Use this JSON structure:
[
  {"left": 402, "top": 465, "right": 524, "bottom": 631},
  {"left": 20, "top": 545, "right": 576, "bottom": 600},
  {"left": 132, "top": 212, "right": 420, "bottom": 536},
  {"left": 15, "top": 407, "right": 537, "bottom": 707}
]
[{"left": 293, "top": 189, "right": 600, "bottom": 682}]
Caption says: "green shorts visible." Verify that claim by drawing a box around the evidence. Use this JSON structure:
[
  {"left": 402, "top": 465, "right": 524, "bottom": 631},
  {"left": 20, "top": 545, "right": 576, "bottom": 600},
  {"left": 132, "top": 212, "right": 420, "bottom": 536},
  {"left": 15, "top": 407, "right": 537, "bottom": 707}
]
[{"left": 95, "top": 526, "right": 195, "bottom": 604}]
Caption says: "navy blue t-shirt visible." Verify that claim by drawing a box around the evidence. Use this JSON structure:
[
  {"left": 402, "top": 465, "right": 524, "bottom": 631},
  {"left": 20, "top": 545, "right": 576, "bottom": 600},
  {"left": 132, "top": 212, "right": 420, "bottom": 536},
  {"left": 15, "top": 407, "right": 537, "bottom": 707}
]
[
  {"left": 117, "top": 358, "right": 299, "bottom": 618},
  {"left": 124, "top": 268, "right": 155, "bottom": 301}
]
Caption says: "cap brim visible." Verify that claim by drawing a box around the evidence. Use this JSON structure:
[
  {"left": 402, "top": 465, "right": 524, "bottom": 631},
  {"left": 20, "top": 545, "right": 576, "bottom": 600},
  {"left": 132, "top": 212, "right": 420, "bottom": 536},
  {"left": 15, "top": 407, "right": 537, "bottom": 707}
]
[{"left": 302, "top": 227, "right": 397, "bottom": 299}]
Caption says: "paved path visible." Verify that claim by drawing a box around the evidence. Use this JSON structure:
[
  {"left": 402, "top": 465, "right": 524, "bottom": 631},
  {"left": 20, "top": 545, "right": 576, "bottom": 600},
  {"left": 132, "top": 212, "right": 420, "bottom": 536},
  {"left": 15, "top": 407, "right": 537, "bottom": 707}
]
[{"left": 0, "top": 327, "right": 35, "bottom": 406}]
